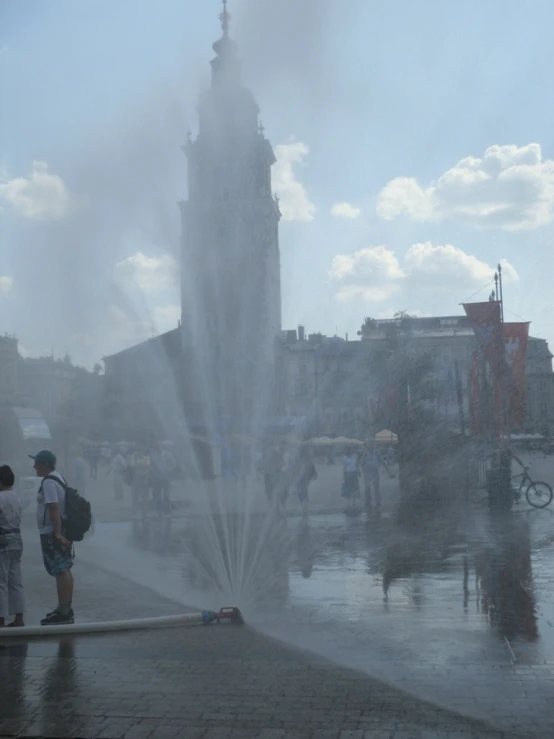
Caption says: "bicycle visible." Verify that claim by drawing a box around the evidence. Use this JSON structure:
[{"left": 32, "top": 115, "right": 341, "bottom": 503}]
[{"left": 510, "top": 452, "right": 553, "bottom": 509}]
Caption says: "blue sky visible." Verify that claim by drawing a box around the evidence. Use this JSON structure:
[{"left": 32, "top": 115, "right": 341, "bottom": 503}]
[{"left": 1, "top": 0, "right": 553, "bottom": 366}]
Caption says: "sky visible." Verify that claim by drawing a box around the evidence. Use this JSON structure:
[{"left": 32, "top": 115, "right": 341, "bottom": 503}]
[{"left": 1, "top": 0, "right": 554, "bottom": 368}]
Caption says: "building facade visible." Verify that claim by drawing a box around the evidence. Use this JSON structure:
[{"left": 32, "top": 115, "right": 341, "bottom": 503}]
[
  {"left": 0, "top": 334, "right": 19, "bottom": 406},
  {"left": 278, "top": 329, "right": 371, "bottom": 438},
  {"left": 278, "top": 315, "right": 554, "bottom": 439},
  {"left": 526, "top": 337, "right": 554, "bottom": 435}
]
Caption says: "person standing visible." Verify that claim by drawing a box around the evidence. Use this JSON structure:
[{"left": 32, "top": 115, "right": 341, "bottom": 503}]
[
  {"left": 110, "top": 448, "right": 126, "bottom": 501},
  {"left": 74, "top": 451, "right": 87, "bottom": 495},
  {"left": 149, "top": 443, "right": 176, "bottom": 516},
  {"left": 30, "top": 450, "right": 74, "bottom": 625},
  {"left": 262, "top": 443, "right": 284, "bottom": 508},
  {"left": 0, "top": 465, "right": 25, "bottom": 628},
  {"left": 342, "top": 446, "right": 361, "bottom": 512},
  {"left": 361, "top": 442, "right": 383, "bottom": 510},
  {"left": 131, "top": 448, "right": 151, "bottom": 519},
  {"left": 88, "top": 447, "right": 99, "bottom": 480}
]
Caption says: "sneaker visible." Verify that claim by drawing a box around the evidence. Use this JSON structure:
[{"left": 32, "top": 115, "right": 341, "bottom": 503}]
[{"left": 41, "top": 608, "right": 74, "bottom": 626}]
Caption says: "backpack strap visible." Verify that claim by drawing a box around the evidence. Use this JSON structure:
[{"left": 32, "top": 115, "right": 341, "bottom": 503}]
[{"left": 41, "top": 474, "right": 67, "bottom": 527}]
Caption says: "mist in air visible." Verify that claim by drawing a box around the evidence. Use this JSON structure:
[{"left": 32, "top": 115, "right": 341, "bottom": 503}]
[{"left": 1, "top": 3, "right": 554, "bottom": 737}]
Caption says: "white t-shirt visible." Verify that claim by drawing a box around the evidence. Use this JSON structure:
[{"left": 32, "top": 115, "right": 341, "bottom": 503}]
[
  {"left": 343, "top": 454, "right": 358, "bottom": 474},
  {"left": 36, "top": 472, "right": 66, "bottom": 535}
]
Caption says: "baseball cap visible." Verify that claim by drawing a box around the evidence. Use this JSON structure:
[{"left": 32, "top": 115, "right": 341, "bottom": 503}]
[{"left": 28, "top": 450, "right": 57, "bottom": 469}]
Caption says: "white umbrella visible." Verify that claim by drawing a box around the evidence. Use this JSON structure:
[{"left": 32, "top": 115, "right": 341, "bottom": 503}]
[
  {"left": 334, "top": 436, "right": 364, "bottom": 446},
  {"left": 305, "top": 436, "right": 334, "bottom": 446}
]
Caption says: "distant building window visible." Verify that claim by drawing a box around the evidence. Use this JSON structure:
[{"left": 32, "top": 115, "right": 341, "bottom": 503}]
[
  {"left": 540, "top": 403, "right": 548, "bottom": 417},
  {"left": 440, "top": 318, "right": 459, "bottom": 326}
]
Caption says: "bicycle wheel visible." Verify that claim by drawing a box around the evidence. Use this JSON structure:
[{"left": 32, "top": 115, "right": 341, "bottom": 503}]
[{"left": 525, "top": 481, "right": 553, "bottom": 508}]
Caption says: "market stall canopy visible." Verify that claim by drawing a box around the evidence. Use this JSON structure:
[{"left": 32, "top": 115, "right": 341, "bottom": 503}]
[
  {"left": 334, "top": 436, "right": 364, "bottom": 446},
  {"left": 375, "top": 429, "right": 398, "bottom": 444},
  {"left": 305, "top": 436, "right": 334, "bottom": 446}
]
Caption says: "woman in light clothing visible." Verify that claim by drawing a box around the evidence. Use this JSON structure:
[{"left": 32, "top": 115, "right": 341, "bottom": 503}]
[{"left": 0, "top": 465, "right": 25, "bottom": 627}]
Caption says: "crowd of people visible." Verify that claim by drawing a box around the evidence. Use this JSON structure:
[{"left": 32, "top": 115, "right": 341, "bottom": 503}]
[
  {"left": 342, "top": 442, "right": 390, "bottom": 513},
  {"left": 259, "top": 444, "right": 318, "bottom": 515},
  {"left": 258, "top": 440, "right": 392, "bottom": 516},
  {"left": 72, "top": 441, "right": 178, "bottom": 518}
]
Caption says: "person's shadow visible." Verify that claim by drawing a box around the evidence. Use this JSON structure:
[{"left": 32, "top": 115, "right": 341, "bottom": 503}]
[
  {"left": 39, "top": 638, "right": 79, "bottom": 734},
  {"left": 296, "top": 520, "right": 316, "bottom": 579},
  {"left": 0, "top": 638, "right": 28, "bottom": 729}
]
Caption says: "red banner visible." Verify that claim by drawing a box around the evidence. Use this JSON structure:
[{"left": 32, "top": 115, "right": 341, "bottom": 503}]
[
  {"left": 503, "top": 322, "right": 530, "bottom": 431},
  {"left": 463, "top": 301, "right": 504, "bottom": 369}
]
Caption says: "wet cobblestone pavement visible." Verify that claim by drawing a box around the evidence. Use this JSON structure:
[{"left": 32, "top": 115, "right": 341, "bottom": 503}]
[
  {"left": 70, "top": 501, "right": 554, "bottom": 738},
  {"left": 4, "top": 455, "right": 554, "bottom": 738},
  {"left": 1, "top": 618, "right": 517, "bottom": 739},
  {"left": 0, "top": 528, "right": 519, "bottom": 739}
]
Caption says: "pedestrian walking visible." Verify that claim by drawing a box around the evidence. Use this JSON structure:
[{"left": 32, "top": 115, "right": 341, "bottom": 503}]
[
  {"left": 292, "top": 448, "right": 318, "bottom": 516},
  {"left": 342, "top": 446, "right": 361, "bottom": 513},
  {"left": 30, "top": 450, "right": 75, "bottom": 625},
  {"left": 0, "top": 465, "right": 25, "bottom": 628}
]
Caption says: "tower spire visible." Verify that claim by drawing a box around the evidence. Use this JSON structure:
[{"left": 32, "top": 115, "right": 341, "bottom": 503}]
[
  {"left": 211, "top": 0, "right": 240, "bottom": 86},
  {"left": 220, "top": 0, "right": 231, "bottom": 37}
]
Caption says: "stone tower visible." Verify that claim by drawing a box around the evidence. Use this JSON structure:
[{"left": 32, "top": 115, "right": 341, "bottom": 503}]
[{"left": 179, "top": 2, "right": 281, "bottom": 431}]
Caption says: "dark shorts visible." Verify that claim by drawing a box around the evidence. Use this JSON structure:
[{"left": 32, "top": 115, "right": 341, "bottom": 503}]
[{"left": 40, "top": 533, "right": 73, "bottom": 577}]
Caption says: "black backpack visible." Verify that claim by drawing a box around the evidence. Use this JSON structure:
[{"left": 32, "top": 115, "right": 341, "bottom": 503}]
[{"left": 43, "top": 475, "right": 92, "bottom": 542}]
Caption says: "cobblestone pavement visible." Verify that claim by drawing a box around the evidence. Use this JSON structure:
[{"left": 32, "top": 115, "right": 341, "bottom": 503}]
[{"left": 0, "top": 535, "right": 521, "bottom": 739}]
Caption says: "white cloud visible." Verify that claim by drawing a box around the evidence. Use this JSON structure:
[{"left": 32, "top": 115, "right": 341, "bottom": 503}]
[
  {"left": 404, "top": 243, "right": 519, "bottom": 288},
  {"left": 273, "top": 141, "right": 316, "bottom": 222},
  {"left": 0, "top": 276, "right": 13, "bottom": 294},
  {"left": 115, "top": 252, "right": 178, "bottom": 294},
  {"left": 0, "top": 161, "right": 86, "bottom": 221},
  {"left": 330, "top": 243, "right": 518, "bottom": 302},
  {"left": 331, "top": 202, "right": 361, "bottom": 220},
  {"left": 330, "top": 246, "right": 405, "bottom": 302},
  {"left": 376, "top": 143, "right": 554, "bottom": 230}
]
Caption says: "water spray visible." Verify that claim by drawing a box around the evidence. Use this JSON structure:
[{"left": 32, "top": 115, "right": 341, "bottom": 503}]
[{"left": 0, "top": 607, "right": 244, "bottom": 639}]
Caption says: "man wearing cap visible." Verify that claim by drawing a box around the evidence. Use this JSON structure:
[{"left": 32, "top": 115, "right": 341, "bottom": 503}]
[{"left": 30, "top": 450, "right": 74, "bottom": 625}]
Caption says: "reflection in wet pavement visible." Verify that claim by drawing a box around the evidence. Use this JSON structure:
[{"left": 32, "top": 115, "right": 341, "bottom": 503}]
[{"left": 78, "top": 505, "right": 554, "bottom": 736}]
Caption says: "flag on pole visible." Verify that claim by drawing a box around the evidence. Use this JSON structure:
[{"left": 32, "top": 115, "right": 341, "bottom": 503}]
[
  {"left": 503, "top": 322, "right": 530, "bottom": 431},
  {"left": 462, "top": 301, "right": 504, "bottom": 369}
]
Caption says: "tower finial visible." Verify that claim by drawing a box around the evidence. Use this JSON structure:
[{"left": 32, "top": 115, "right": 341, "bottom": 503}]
[{"left": 220, "top": 0, "right": 231, "bottom": 37}]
